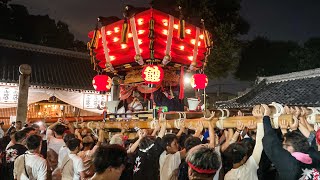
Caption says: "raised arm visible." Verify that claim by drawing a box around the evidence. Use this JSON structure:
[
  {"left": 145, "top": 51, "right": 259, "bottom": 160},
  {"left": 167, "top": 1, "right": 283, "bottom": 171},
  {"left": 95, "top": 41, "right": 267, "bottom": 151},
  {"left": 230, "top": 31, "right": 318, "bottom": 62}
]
[
  {"left": 127, "top": 130, "right": 146, "bottom": 153},
  {"left": 208, "top": 119, "right": 215, "bottom": 148},
  {"left": 220, "top": 121, "right": 244, "bottom": 152},
  {"left": 261, "top": 105, "right": 300, "bottom": 179},
  {"left": 48, "top": 119, "right": 60, "bottom": 130},
  {"left": 193, "top": 121, "right": 204, "bottom": 138},
  {"left": 157, "top": 120, "right": 166, "bottom": 138},
  {"left": 176, "top": 123, "right": 186, "bottom": 137},
  {"left": 63, "top": 119, "right": 74, "bottom": 134},
  {"left": 252, "top": 121, "right": 264, "bottom": 164}
]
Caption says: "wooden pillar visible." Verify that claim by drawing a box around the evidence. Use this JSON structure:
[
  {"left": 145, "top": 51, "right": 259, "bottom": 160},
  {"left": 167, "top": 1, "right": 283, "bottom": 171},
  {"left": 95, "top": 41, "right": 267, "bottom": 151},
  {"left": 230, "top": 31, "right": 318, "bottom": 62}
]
[
  {"left": 111, "top": 77, "right": 120, "bottom": 101},
  {"left": 16, "top": 64, "right": 31, "bottom": 125}
]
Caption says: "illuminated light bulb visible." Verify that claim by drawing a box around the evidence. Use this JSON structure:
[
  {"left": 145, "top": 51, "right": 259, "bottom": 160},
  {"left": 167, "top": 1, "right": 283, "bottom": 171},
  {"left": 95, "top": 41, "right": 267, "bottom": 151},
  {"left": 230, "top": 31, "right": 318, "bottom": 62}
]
[
  {"left": 128, "top": 33, "right": 133, "bottom": 38},
  {"left": 138, "top": 30, "right": 145, "bottom": 34},
  {"left": 110, "top": 56, "right": 116, "bottom": 61},
  {"left": 184, "top": 77, "right": 190, "bottom": 84},
  {"left": 138, "top": 39, "right": 142, "bottom": 45},
  {"left": 188, "top": 56, "right": 193, "bottom": 61},
  {"left": 163, "top": 19, "right": 168, "bottom": 26},
  {"left": 180, "top": 46, "right": 185, "bottom": 50},
  {"left": 191, "top": 39, "right": 196, "bottom": 45},
  {"left": 163, "top": 30, "right": 168, "bottom": 35},
  {"left": 199, "top": 34, "right": 204, "bottom": 39},
  {"left": 198, "top": 42, "right": 201, "bottom": 46},
  {"left": 106, "top": 31, "right": 112, "bottom": 35},
  {"left": 140, "top": 48, "right": 143, "bottom": 53},
  {"left": 114, "top": 27, "right": 120, "bottom": 33},
  {"left": 185, "top": 29, "right": 191, "bottom": 34},
  {"left": 173, "top": 24, "right": 179, "bottom": 29},
  {"left": 113, "top": 37, "right": 119, "bottom": 42},
  {"left": 137, "top": 18, "right": 144, "bottom": 25},
  {"left": 121, "top": 44, "right": 127, "bottom": 49}
]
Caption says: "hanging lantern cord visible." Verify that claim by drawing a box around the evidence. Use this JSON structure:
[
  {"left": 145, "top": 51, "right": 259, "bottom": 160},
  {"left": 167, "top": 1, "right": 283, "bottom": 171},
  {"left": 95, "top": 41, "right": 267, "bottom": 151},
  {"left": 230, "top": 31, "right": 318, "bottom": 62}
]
[
  {"left": 150, "top": 0, "right": 154, "bottom": 8},
  {"left": 148, "top": 9, "right": 155, "bottom": 63}
]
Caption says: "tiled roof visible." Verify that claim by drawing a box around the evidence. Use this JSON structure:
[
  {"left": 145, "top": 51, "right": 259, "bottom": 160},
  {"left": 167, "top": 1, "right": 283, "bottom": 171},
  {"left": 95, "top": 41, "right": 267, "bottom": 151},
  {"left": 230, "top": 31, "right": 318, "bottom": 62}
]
[
  {"left": 0, "top": 39, "right": 96, "bottom": 90},
  {"left": 216, "top": 68, "right": 320, "bottom": 108}
]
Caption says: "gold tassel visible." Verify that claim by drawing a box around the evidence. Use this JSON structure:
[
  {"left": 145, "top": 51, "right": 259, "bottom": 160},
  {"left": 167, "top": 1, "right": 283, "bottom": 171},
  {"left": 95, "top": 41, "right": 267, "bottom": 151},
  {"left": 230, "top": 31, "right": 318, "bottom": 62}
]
[
  {"left": 204, "top": 30, "right": 211, "bottom": 48},
  {"left": 178, "top": 6, "right": 185, "bottom": 39},
  {"left": 178, "top": 19, "right": 185, "bottom": 39},
  {"left": 121, "top": 21, "right": 129, "bottom": 44},
  {"left": 90, "top": 29, "right": 100, "bottom": 49},
  {"left": 87, "top": 29, "right": 100, "bottom": 65}
]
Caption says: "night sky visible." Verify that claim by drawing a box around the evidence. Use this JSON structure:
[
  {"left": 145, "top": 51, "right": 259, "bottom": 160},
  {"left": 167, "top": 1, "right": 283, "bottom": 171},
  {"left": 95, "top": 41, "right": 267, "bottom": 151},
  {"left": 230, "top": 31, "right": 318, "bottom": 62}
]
[{"left": 11, "top": 0, "right": 320, "bottom": 42}]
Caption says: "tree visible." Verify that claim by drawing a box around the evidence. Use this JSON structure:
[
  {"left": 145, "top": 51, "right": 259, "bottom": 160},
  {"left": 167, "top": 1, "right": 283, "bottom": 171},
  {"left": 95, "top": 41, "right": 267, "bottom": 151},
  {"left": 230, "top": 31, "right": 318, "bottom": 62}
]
[
  {"left": 0, "top": 1, "right": 86, "bottom": 52},
  {"left": 291, "top": 38, "right": 320, "bottom": 70},
  {"left": 235, "top": 37, "right": 301, "bottom": 80},
  {"left": 153, "top": 0, "right": 249, "bottom": 78}
]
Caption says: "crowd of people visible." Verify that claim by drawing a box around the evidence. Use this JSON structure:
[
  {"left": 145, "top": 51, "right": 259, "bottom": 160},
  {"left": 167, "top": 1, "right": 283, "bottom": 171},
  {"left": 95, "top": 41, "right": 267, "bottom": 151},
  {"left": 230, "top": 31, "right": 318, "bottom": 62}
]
[{"left": 0, "top": 104, "right": 320, "bottom": 180}]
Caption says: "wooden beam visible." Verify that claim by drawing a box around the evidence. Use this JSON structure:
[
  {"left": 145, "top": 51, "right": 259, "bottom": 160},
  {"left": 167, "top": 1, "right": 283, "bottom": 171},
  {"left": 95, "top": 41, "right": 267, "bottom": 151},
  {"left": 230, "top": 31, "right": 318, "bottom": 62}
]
[{"left": 86, "top": 114, "right": 294, "bottom": 130}]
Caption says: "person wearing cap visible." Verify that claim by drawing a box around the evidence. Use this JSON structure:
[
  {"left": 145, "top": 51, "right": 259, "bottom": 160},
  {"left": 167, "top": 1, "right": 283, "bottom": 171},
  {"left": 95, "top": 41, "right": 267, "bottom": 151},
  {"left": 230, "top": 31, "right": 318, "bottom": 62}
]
[{"left": 0, "top": 121, "right": 4, "bottom": 139}]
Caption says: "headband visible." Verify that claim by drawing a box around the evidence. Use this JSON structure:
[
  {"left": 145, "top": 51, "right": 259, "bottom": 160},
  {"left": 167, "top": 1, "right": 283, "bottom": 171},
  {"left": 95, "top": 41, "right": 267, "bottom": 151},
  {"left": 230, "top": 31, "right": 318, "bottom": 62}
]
[{"left": 187, "top": 161, "right": 217, "bottom": 174}]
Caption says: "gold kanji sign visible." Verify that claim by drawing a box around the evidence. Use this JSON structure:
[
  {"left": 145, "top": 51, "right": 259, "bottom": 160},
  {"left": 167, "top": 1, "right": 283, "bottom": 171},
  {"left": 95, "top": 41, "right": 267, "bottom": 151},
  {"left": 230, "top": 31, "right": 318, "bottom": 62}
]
[{"left": 142, "top": 65, "right": 164, "bottom": 84}]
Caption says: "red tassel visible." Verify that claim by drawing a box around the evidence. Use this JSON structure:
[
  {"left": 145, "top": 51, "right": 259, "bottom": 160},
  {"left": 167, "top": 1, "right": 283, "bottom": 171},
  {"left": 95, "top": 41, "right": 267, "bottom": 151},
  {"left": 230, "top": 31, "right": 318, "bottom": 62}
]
[{"left": 179, "top": 66, "right": 184, "bottom": 99}]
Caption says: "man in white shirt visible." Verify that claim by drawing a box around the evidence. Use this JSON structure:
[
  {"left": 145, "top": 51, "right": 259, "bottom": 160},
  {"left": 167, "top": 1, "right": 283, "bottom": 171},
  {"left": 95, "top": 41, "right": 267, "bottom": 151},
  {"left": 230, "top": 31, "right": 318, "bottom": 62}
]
[
  {"left": 0, "top": 122, "right": 4, "bottom": 138},
  {"left": 224, "top": 122, "right": 264, "bottom": 180},
  {"left": 47, "top": 119, "right": 74, "bottom": 152},
  {"left": 57, "top": 133, "right": 75, "bottom": 168},
  {"left": 47, "top": 123, "right": 67, "bottom": 154},
  {"left": 13, "top": 134, "right": 47, "bottom": 180},
  {"left": 159, "top": 134, "right": 186, "bottom": 180},
  {"left": 62, "top": 138, "right": 86, "bottom": 180}
]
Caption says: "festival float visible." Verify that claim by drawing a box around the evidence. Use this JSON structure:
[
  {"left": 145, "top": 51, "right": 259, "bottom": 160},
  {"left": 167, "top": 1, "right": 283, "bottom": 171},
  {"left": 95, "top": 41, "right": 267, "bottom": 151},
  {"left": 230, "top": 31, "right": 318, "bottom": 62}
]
[{"left": 85, "top": 6, "right": 318, "bottom": 134}]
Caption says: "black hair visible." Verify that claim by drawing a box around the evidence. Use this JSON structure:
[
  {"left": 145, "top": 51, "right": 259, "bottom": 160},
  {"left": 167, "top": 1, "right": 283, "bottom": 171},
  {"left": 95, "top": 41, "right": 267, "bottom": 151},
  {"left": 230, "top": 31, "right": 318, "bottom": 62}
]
[
  {"left": 240, "top": 138, "right": 255, "bottom": 157},
  {"left": 184, "top": 136, "right": 202, "bottom": 152},
  {"left": 186, "top": 145, "right": 221, "bottom": 179},
  {"left": 93, "top": 144, "right": 127, "bottom": 174},
  {"left": 31, "top": 123, "right": 40, "bottom": 129},
  {"left": 139, "top": 136, "right": 155, "bottom": 150},
  {"left": 14, "top": 130, "right": 27, "bottom": 142},
  {"left": 22, "top": 127, "right": 35, "bottom": 135},
  {"left": 16, "top": 121, "right": 22, "bottom": 124},
  {"left": 8, "top": 127, "right": 17, "bottom": 136},
  {"left": 225, "top": 143, "right": 248, "bottom": 164},
  {"left": 284, "top": 131, "right": 309, "bottom": 153},
  {"left": 53, "top": 124, "right": 66, "bottom": 135},
  {"left": 26, "top": 134, "right": 42, "bottom": 150},
  {"left": 66, "top": 138, "right": 81, "bottom": 151},
  {"left": 63, "top": 133, "right": 76, "bottom": 143},
  {"left": 162, "top": 134, "right": 177, "bottom": 150}
]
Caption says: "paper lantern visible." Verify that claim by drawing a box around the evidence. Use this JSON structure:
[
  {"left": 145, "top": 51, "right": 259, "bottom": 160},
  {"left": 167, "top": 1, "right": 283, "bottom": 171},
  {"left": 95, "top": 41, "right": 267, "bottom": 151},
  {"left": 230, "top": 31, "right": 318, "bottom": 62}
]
[
  {"left": 141, "top": 65, "right": 164, "bottom": 84},
  {"left": 190, "top": 74, "right": 208, "bottom": 89},
  {"left": 92, "top": 75, "right": 112, "bottom": 91}
]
